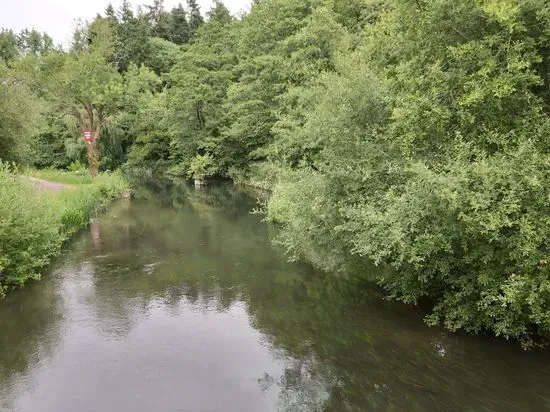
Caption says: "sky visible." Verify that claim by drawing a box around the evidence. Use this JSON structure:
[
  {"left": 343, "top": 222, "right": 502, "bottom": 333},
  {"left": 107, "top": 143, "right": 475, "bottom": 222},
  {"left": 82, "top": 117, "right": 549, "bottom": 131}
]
[{"left": 0, "top": 0, "right": 252, "bottom": 46}]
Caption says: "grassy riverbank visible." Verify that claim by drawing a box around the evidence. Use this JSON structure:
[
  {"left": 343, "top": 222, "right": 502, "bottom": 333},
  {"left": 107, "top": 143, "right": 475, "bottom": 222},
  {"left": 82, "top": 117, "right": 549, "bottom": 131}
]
[{"left": 0, "top": 164, "right": 129, "bottom": 296}]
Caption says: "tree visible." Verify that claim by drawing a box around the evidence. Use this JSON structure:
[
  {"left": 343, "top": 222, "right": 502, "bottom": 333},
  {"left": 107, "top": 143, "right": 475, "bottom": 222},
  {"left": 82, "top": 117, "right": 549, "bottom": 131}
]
[
  {"left": 0, "top": 30, "right": 18, "bottom": 63},
  {"left": 145, "top": 37, "right": 181, "bottom": 74},
  {"left": 221, "top": 0, "right": 318, "bottom": 171},
  {"left": 169, "top": 3, "right": 190, "bottom": 45},
  {"left": 125, "top": 92, "right": 171, "bottom": 172},
  {"left": 165, "top": 1, "right": 238, "bottom": 176},
  {"left": 187, "top": 0, "right": 205, "bottom": 39},
  {"left": 0, "top": 62, "right": 44, "bottom": 163},
  {"left": 267, "top": 0, "right": 550, "bottom": 346},
  {"left": 116, "top": 0, "right": 153, "bottom": 71},
  {"left": 146, "top": 0, "right": 171, "bottom": 40},
  {"left": 269, "top": 5, "right": 351, "bottom": 166},
  {"left": 105, "top": 3, "right": 118, "bottom": 22},
  {"left": 207, "top": 1, "right": 232, "bottom": 24},
  {"left": 109, "top": 63, "right": 162, "bottom": 170},
  {"left": 17, "top": 29, "right": 54, "bottom": 56},
  {"left": 118, "top": 0, "right": 134, "bottom": 22},
  {"left": 52, "top": 20, "right": 124, "bottom": 175},
  {"left": 30, "top": 119, "right": 79, "bottom": 169}
]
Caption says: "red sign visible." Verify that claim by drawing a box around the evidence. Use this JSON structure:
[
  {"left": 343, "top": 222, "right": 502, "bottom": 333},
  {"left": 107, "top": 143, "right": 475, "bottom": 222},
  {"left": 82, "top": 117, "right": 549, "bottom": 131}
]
[{"left": 83, "top": 129, "right": 93, "bottom": 143}]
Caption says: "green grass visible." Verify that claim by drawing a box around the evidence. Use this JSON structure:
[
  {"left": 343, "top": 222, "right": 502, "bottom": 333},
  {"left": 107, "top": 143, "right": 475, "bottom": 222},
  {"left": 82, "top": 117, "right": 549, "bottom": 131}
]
[
  {"left": 25, "top": 168, "right": 94, "bottom": 185},
  {"left": 0, "top": 164, "right": 130, "bottom": 296}
]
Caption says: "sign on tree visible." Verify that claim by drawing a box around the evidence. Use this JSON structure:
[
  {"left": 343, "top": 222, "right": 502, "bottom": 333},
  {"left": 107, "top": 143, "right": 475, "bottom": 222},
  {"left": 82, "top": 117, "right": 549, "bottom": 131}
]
[{"left": 83, "top": 129, "right": 92, "bottom": 144}]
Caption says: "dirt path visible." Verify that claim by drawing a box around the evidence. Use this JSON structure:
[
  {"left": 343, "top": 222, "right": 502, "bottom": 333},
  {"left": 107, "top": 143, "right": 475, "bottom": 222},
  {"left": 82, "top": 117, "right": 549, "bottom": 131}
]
[{"left": 24, "top": 176, "right": 68, "bottom": 192}]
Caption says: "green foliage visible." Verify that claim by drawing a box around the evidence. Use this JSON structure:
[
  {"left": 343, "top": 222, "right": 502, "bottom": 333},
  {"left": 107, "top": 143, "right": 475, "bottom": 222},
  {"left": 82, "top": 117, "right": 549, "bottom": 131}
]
[
  {"left": 188, "top": 153, "right": 218, "bottom": 179},
  {"left": 4, "top": 0, "right": 550, "bottom": 346},
  {"left": 146, "top": 0, "right": 171, "bottom": 40},
  {"left": 0, "top": 62, "right": 45, "bottom": 164},
  {"left": 187, "top": 0, "right": 205, "bottom": 38},
  {"left": 116, "top": 1, "right": 154, "bottom": 71},
  {"left": 0, "top": 29, "right": 18, "bottom": 63},
  {"left": 16, "top": 29, "right": 54, "bottom": 56},
  {"left": 0, "top": 28, "right": 55, "bottom": 64},
  {"left": 165, "top": 5, "right": 238, "bottom": 174},
  {"left": 29, "top": 120, "right": 81, "bottom": 169},
  {"left": 126, "top": 92, "right": 171, "bottom": 173},
  {"left": 67, "top": 160, "right": 87, "bottom": 173},
  {"left": 0, "top": 163, "right": 57, "bottom": 295},
  {"left": 169, "top": 3, "right": 191, "bottom": 45},
  {"left": 0, "top": 163, "right": 129, "bottom": 295},
  {"left": 266, "top": 0, "right": 550, "bottom": 347},
  {"left": 220, "top": 0, "right": 321, "bottom": 171},
  {"left": 146, "top": 37, "right": 181, "bottom": 74}
]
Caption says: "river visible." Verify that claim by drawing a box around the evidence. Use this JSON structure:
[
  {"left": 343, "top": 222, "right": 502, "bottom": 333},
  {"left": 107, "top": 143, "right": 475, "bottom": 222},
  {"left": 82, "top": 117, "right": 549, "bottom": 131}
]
[{"left": 1, "top": 182, "right": 550, "bottom": 411}]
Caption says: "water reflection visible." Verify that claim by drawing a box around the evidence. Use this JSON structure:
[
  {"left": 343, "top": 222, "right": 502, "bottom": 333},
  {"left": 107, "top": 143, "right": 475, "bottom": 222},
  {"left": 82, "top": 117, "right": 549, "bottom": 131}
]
[
  {"left": 0, "top": 261, "right": 64, "bottom": 411},
  {"left": 1, "top": 182, "right": 550, "bottom": 411}
]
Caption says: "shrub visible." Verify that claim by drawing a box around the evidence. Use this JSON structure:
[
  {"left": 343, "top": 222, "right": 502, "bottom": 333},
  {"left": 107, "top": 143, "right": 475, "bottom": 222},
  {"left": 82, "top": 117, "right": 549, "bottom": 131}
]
[
  {"left": 188, "top": 154, "right": 218, "bottom": 180},
  {"left": 266, "top": 0, "right": 550, "bottom": 347},
  {"left": 0, "top": 163, "right": 129, "bottom": 296},
  {"left": 0, "top": 163, "right": 59, "bottom": 294}
]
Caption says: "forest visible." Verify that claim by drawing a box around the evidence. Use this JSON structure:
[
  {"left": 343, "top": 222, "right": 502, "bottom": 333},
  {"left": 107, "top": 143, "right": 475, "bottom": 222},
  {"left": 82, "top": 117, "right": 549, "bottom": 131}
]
[{"left": 1, "top": 0, "right": 550, "bottom": 347}]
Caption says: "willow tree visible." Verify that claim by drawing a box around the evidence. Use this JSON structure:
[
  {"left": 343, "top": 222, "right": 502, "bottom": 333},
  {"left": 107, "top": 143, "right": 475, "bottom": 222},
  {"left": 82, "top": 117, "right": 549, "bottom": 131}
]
[{"left": 54, "top": 19, "right": 123, "bottom": 176}]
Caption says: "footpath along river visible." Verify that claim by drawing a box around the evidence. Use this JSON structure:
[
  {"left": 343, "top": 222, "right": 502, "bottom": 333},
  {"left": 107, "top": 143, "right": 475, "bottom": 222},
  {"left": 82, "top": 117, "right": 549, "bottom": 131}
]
[{"left": 1, "top": 182, "right": 550, "bottom": 411}]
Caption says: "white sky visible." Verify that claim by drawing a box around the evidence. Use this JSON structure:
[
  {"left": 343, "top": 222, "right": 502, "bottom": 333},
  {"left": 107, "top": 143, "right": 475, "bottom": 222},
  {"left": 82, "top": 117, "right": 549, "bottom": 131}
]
[{"left": 0, "top": 0, "right": 252, "bottom": 46}]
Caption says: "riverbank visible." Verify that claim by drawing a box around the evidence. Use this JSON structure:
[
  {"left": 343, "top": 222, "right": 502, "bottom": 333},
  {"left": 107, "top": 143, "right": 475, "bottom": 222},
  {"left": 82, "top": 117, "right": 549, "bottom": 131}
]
[{"left": 0, "top": 164, "right": 130, "bottom": 297}]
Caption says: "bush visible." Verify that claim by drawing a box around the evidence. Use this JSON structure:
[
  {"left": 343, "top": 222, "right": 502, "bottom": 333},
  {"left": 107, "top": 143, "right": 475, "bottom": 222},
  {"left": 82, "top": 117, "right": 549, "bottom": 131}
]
[
  {"left": 266, "top": 0, "right": 550, "bottom": 347},
  {"left": 188, "top": 154, "right": 218, "bottom": 180},
  {"left": 67, "top": 161, "right": 87, "bottom": 173},
  {"left": 0, "top": 163, "right": 130, "bottom": 296},
  {"left": 337, "top": 143, "right": 550, "bottom": 346},
  {"left": 0, "top": 163, "right": 59, "bottom": 295}
]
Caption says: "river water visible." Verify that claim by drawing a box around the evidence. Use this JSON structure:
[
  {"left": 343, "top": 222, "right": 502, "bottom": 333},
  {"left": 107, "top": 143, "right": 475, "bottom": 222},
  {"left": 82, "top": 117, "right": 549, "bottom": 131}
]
[{"left": 1, "top": 182, "right": 550, "bottom": 411}]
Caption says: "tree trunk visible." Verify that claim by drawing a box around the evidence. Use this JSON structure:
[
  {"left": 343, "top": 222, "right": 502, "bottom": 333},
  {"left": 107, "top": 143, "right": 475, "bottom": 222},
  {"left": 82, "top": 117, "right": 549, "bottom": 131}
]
[
  {"left": 82, "top": 104, "right": 102, "bottom": 177},
  {"left": 87, "top": 125, "right": 102, "bottom": 177},
  {"left": 87, "top": 138, "right": 99, "bottom": 177}
]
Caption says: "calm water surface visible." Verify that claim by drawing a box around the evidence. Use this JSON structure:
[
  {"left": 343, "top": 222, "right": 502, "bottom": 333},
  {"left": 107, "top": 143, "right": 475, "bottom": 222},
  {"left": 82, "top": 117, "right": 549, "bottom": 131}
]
[{"left": 1, "top": 183, "right": 550, "bottom": 411}]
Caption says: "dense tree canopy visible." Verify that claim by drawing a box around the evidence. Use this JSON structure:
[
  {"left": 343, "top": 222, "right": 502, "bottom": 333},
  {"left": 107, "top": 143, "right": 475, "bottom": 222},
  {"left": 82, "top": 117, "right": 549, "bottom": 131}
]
[{"left": 2, "top": 0, "right": 550, "bottom": 347}]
